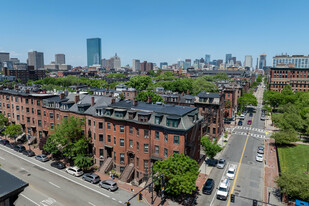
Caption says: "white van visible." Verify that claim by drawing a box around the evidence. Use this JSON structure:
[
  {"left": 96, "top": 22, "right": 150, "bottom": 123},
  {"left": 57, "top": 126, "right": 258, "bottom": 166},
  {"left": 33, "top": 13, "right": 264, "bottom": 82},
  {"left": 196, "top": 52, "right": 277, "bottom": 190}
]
[
  {"left": 216, "top": 177, "right": 230, "bottom": 200},
  {"left": 240, "top": 114, "right": 245, "bottom": 120}
]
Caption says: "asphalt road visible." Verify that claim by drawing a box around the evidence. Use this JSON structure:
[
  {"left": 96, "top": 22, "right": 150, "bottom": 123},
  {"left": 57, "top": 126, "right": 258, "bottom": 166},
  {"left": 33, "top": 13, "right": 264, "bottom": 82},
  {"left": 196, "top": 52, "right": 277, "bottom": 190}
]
[
  {"left": 197, "top": 84, "right": 266, "bottom": 206},
  {"left": 0, "top": 145, "right": 147, "bottom": 206}
]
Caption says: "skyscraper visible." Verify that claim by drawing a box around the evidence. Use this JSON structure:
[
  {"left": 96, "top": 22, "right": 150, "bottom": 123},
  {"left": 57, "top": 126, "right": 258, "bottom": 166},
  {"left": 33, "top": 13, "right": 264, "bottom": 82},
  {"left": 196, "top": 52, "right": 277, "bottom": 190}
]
[
  {"left": 225, "top": 54, "right": 232, "bottom": 64},
  {"left": 160, "top": 62, "right": 168, "bottom": 69},
  {"left": 205, "top": 54, "right": 211, "bottom": 64},
  {"left": 0, "top": 52, "right": 10, "bottom": 63},
  {"left": 185, "top": 59, "right": 191, "bottom": 67},
  {"left": 87, "top": 38, "right": 101, "bottom": 67},
  {"left": 55, "top": 54, "right": 65, "bottom": 64},
  {"left": 244, "top": 55, "right": 253, "bottom": 68},
  {"left": 28, "top": 51, "right": 44, "bottom": 69},
  {"left": 132, "top": 59, "right": 141, "bottom": 71},
  {"left": 113, "top": 53, "right": 121, "bottom": 69},
  {"left": 259, "top": 54, "right": 267, "bottom": 69}
]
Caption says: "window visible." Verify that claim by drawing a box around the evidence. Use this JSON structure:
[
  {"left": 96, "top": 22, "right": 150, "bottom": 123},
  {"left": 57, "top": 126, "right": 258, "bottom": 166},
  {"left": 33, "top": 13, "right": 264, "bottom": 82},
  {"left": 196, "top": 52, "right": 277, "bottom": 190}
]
[
  {"left": 144, "top": 160, "right": 149, "bottom": 171},
  {"left": 136, "top": 128, "right": 139, "bottom": 136},
  {"left": 114, "top": 137, "right": 116, "bottom": 145},
  {"left": 155, "top": 145, "right": 159, "bottom": 154},
  {"left": 164, "top": 134, "right": 168, "bottom": 142},
  {"left": 174, "top": 136, "right": 179, "bottom": 144},
  {"left": 44, "top": 111, "right": 46, "bottom": 116},
  {"left": 144, "top": 129, "right": 149, "bottom": 138},
  {"left": 32, "top": 118, "right": 35, "bottom": 124},
  {"left": 167, "top": 119, "right": 180, "bottom": 128},
  {"left": 26, "top": 108, "right": 29, "bottom": 113},
  {"left": 137, "top": 142, "right": 139, "bottom": 151},
  {"left": 136, "top": 157, "right": 139, "bottom": 168},
  {"left": 37, "top": 110, "right": 41, "bottom": 116},
  {"left": 113, "top": 124, "right": 116, "bottom": 131},
  {"left": 32, "top": 108, "right": 34, "bottom": 114},
  {"left": 17, "top": 115, "right": 20, "bottom": 120},
  {"left": 114, "top": 152, "right": 116, "bottom": 161},
  {"left": 7, "top": 113, "right": 10, "bottom": 118},
  {"left": 107, "top": 122, "right": 111, "bottom": 129},
  {"left": 37, "top": 100, "right": 40, "bottom": 106},
  {"left": 27, "top": 117, "right": 30, "bottom": 123},
  {"left": 25, "top": 99, "right": 29, "bottom": 104},
  {"left": 99, "top": 149, "right": 103, "bottom": 156},
  {"left": 213, "top": 128, "right": 216, "bottom": 134},
  {"left": 129, "top": 126, "right": 133, "bottom": 134},
  {"left": 155, "top": 131, "right": 159, "bottom": 140},
  {"left": 99, "top": 122, "right": 103, "bottom": 129},
  {"left": 144, "top": 144, "right": 149, "bottom": 153},
  {"left": 129, "top": 140, "right": 133, "bottom": 148},
  {"left": 57, "top": 113, "right": 59, "bottom": 120},
  {"left": 120, "top": 125, "right": 124, "bottom": 133},
  {"left": 88, "top": 120, "right": 91, "bottom": 126},
  {"left": 120, "top": 139, "right": 124, "bottom": 146},
  {"left": 155, "top": 117, "right": 162, "bottom": 124},
  {"left": 120, "top": 153, "right": 125, "bottom": 163},
  {"left": 16, "top": 106, "right": 19, "bottom": 111},
  {"left": 164, "top": 148, "right": 168, "bottom": 157},
  {"left": 93, "top": 133, "right": 96, "bottom": 140},
  {"left": 173, "top": 150, "right": 179, "bottom": 154},
  {"left": 99, "top": 134, "right": 103, "bottom": 142},
  {"left": 120, "top": 167, "right": 125, "bottom": 173},
  {"left": 50, "top": 123, "right": 54, "bottom": 129},
  {"left": 15, "top": 97, "right": 18, "bottom": 102},
  {"left": 50, "top": 113, "right": 53, "bottom": 119},
  {"left": 108, "top": 135, "right": 111, "bottom": 142}
]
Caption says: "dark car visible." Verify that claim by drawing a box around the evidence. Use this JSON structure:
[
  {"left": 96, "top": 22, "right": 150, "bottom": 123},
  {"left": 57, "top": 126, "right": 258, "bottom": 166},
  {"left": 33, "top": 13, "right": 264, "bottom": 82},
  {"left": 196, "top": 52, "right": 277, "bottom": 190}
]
[
  {"left": 247, "top": 120, "right": 252, "bottom": 125},
  {"left": 249, "top": 112, "right": 253, "bottom": 117},
  {"left": 202, "top": 178, "right": 215, "bottom": 195},
  {"left": 22, "top": 150, "right": 35, "bottom": 157},
  {"left": 6, "top": 142, "right": 16, "bottom": 149},
  {"left": 13, "top": 145, "right": 26, "bottom": 153},
  {"left": 51, "top": 161, "right": 66, "bottom": 169},
  {"left": 82, "top": 173, "right": 101, "bottom": 184},
  {"left": 99, "top": 180, "right": 118, "bottom": 191},
  {"left": 0, "top": 139, "right": 9, "bottom": 145},
  {"left": 206, "top": 159, "right": 218, "bottom": 167},
  {"left": 238, "top": 121, "right": 243, "bottom": 126}
]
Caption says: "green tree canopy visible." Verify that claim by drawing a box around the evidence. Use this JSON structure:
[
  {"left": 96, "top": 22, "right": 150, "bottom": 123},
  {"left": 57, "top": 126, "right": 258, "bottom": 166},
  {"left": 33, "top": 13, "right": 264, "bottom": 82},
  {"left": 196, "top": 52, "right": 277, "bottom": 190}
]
[
  {"left": 200, "top": 136, "right": 222, "bottom": 159},
  {"left": 135, "top": 91, "right": 163, "bottom": 103},
  {"left": 237, "top": 93, "right": 257, "bottom": 112},
  {"left": 271, "top": 130, "right": 299, "bottom": 145},
  {"left": 73, "top": 154, "right": 93, "bottom": 170},
  {"left": 4, "top": 124, "right": 22, "bottom": 139},
  {"left": 0, "top": 113, "right": 8, "bottom": 129},
  {"left": 152, "top": 153, "right": 199, "bottom": 196},
  {"left": 106, "top": 73, "right": 127, "bottom": 79},
  {"left": 125, "top": 75, "right": 152, "bottom": 90},
  {"left": 192, "top": 77, "right": 218, "bottom": 95}
]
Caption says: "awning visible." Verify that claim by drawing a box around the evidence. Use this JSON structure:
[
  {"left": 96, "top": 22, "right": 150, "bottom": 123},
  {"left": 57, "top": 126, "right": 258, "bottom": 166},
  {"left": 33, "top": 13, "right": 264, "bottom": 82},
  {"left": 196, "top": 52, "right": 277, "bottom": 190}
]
[
  {"left": 104, "top": 144, "right": 113, "bottom": 149},
  {"left": 150, "top": 156, "right": 162, "bottom": 161}
]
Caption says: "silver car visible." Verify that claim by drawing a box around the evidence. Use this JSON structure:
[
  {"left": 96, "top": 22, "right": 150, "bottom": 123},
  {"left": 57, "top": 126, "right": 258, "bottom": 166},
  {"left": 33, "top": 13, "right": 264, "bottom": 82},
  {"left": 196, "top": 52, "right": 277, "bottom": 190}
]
[
  {"left": 82, "top": 173, "right": 100, "bottom": 184},
  {"left": 99, "top": 180, "right": 118, "bottom": 191},
  {"left": 35, "top": 154, "right": 49, "bottom": 162},
  {"left": 217, "top": 159, "right": 226, "bottom": 169}
]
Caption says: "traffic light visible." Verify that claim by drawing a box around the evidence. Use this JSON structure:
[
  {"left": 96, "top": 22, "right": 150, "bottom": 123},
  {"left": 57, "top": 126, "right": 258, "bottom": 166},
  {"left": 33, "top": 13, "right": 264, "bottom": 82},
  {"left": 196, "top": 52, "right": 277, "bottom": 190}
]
[
  {"left": 230, "top": 194, "right": 235, "bottom": 203},
  {"left": 126, "top": 201, "right": 131, "bottom": 206},
  {"left": 253, "top": 199, "right": 257, "bottom": 206},
  {"left": 138, "top": 193, "right": 143, "bottom": 201}
]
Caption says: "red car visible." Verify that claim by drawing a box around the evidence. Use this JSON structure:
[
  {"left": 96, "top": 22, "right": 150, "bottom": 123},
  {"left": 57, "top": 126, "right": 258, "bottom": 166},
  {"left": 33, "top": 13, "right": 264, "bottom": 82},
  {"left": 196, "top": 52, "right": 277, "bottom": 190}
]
[{"left": 247, "top": 120, "right": 252, "bottom": 125}]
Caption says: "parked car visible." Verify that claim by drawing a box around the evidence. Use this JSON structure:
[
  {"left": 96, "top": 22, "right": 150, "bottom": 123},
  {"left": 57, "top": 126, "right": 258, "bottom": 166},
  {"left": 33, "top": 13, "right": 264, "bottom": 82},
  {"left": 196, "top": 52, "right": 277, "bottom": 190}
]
[
  {"left": 13, "top": 145, "right": 26, "bottom": 153},
  {"left": 22, "top": 150, "right": 35, "bottom": 157},
  {"left": 257, "top": 146, "right": 264, "bottom": 154},
  {"left": 247, "top": 120, "right": 252, "bottom": 125},
  {"left": 226, "top": 165, "right": 237, "bottom": 180},
  {"left": 249, "top": 112, "right": 253, "bottom": 117},
  {"left": 82, "top": 173, "right": 100, "bottom": 184},
  {"left": 256, "top": 154, "right": 264, "bottom": 162},
  {"left": 260, "top": 116, "right": 265, "bottom": 121},
  {"left": 202, "top": 178, "right": 215, "bottom": 195},
  {"left": 240, "top": 114, "right": 245, "bottom": 120},
  {"left": 238, "top": 121, "right": 243, "bottom": 126},
  {"left": 51, "top": 161, "right": 66, "bottom": 169},
  {"left": 6, "top": 142, "right": 16, "bottom": 149},
  {"left": 217, "top": 159, "right": 226, "bottom": 169},
  {"left": 99, "top": 180, "right": 118, "bottom": 191},
  {"left": 35, "top": 154, "right": 49, "bottom": 162},
  {"left": 0, "top": 139, "right": 9, "bottom": 145},
  {"left": 66, "top": 166, "right": 83, "bottom": 177},
  {"left": 206, "top": 159, "right": 218, "bottom": 167}
]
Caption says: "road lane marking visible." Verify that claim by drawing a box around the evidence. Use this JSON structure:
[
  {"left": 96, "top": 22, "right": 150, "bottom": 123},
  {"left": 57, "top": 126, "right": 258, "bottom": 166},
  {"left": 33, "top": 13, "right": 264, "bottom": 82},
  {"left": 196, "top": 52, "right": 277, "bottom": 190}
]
[
  {"left": 0, "top": 146, "right": 111, "bottom": 199},
  {"left": 49, "top": 181, "right": 60, "bottom": 188},
  {"left": 119, "top": 201, "right": 122, "bottom": 203},
  {"left": 227, "top": 116, "right": 254, "bottom": 206},
  {"left": 0, "top": 156, "right": 5, "bottom": 160},
  {"left": 20, "top": 194, "right": 41, "bottom": 206},
  {"left": 88, "top": 202, "right": 96, "bottom": 206}
]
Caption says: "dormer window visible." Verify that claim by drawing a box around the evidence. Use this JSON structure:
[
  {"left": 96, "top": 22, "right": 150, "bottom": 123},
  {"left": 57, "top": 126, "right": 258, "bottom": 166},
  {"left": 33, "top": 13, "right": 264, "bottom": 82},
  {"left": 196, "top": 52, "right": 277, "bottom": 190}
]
[
  {"left": 155, "top": 114, "right": 163, "bottom": 124},
  {"left": 115, "top": 111, "right": 124, "bottom": 118},
  {"left": 96, "top": 109, "right": 104, "bottom": 116},
  {"left": 138, "top": 114, "right": 149, "bottom": 122},
  {"left": 166, "top": 117, "right": 180, "bottom": 128}
]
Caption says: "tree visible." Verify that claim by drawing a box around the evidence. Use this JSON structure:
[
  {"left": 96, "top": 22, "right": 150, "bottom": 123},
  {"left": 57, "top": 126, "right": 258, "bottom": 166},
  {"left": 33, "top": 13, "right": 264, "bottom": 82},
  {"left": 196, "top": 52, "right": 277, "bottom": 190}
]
[
  {"left": 0, "top": 113, "right": 8, "bottom": 129},
  {"left": 237, "top": 93, "right": 257, "bottom": 112},
  {"left": 119, "top": 93, "right": 125, "bottom": 100},
  {"left": 200, "top": 136, "right": 222, "bottom": 159},
  {"left": 4, "top": 124, "right": 22, "bottom": 139},
  {"left": 271, "top": 130, "right": 299, "bottom": 145},
  {"left": 152, "top": 153, "right": 199, "bottom": 196},
  {"left": 73, "top": 154, "right": 93, "bottom": 170},
  {"left": 125, "top": 75, "right": 152, "bottom": 90},
  {"left": 192, "top": 77, "right": 218, "bottom": 95},
  {"left": 135, "top": 91, "right": 163, "bottom": 103},
  {"left": 106, "top": 73, "right": 127, "bottom": 79},
  {"left": 276, "top": 172, "right": 309, "bottom": 202}
]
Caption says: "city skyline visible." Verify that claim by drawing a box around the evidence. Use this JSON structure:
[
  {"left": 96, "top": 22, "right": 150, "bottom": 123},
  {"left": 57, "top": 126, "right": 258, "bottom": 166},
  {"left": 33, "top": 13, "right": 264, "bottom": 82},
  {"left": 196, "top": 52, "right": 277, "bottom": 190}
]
[{"left": 1, "top": 0, "right": 309, "bottom": 67}]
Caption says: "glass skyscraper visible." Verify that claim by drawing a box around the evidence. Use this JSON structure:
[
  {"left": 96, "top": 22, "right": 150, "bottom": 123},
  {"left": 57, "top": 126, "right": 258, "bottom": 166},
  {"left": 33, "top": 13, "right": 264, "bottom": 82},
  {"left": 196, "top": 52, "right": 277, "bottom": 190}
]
[
  {"left": 259, "top": 54, "right": 267, "bottom": 69},
  {"left": 87, "top": 38, "right": 101, "bottom": 66},
  {"left": 205, "top": 54, "right": 211, "bottom": 64},
  {"left": 225, "top": 54, "right": 232, "bottom": 64}
]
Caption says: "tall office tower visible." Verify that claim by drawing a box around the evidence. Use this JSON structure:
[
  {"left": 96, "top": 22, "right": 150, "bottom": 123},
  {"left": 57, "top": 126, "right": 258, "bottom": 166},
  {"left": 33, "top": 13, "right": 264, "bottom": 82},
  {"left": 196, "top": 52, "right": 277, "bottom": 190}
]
[
  {"left": 160, "top": 62, "right": 168, "bottom": 69},
  {"left": 132, "top": 59, "right": 141, "bottom": 71},
  {"left": 193, "top": 59, "right": 200, "bottom": 68},
  {"left": 28, "top": 51, "right": 44, "bottom": 69},
  {"left": 217, "top": 59, "right": 223, "bottom": 66},
  {"left": 205, "top": 54, "right": 211, "bottom": 64},
  {"left": 0, "top": 52, "right": 10, "bottom": 63},
  {"left": 225, "top": 54, "right": 232, "bottom": 64},
  {"left": 101, "top": 58, "right": 107, "bottom": 68},
  {"left": 112, "top": 53, "right": 121, "bottom": 69},
  {"left": 87, "top": 38, "right": 101, "bottom": 66},
  {"left": 55, "top": 54, "right": 65, "bottom": 64},
  {"left": 177, "top": 60, "right": 184, "bottom": 68},
  {"left": 231, "top": 57, "right": 236, "bottom": 65},
  {"left": 185, "top": 59, "right": 191, "bottom": 66},
  {"left": 244, "top": 55, "right": 253, "bottom": 68},
  {"left": 273, "top": 55, "right": 309, "bottom": 68},
  {"left": 259, "top": 54, "right": 267, "bottom": 69},
  {"left": 199, "top": 58, "right": 205, "bottom": 63},
  {"left": 140, "top": 61, "right": 147, "bottom": 72}
]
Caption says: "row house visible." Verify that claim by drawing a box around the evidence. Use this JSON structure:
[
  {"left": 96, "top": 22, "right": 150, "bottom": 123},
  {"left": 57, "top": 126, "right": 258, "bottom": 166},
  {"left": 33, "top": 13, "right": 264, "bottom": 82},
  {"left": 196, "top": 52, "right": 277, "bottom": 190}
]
[{"left": 0, "top": 89, "right": 202, "bottom": 184}]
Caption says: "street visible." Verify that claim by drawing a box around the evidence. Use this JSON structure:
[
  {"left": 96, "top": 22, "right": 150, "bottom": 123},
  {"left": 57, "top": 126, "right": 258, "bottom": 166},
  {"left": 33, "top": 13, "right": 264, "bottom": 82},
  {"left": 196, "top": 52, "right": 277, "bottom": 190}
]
[
  {"left": 197, "top": 83, "right": 267, "bottom": 206},
  {"left": 0, "top": 146, "right": 147, "bottom": 206}
]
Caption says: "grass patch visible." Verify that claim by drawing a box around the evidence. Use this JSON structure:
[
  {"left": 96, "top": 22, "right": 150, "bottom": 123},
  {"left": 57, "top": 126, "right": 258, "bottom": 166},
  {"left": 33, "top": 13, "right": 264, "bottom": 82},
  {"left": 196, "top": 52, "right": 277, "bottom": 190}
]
[{"left": 278, "top": 144, "right": 309, "bottom": 179}]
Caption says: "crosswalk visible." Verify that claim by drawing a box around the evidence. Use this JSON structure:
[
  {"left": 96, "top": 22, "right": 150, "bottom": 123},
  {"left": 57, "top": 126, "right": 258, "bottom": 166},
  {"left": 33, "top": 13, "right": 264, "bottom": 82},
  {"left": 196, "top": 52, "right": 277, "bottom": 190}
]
[
  {"left": 233, "top": 126, "right": 266, "bottom": 134},
  {"left": 233, "top": 131, "right": 266, "bottom": 139}
]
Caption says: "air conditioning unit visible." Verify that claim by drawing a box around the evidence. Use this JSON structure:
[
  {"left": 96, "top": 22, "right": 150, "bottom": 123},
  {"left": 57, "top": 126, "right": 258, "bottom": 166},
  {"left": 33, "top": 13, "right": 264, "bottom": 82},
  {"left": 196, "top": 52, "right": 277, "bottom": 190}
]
[{"left": 100, "top": 156, "right": 103, "bottom": 159}]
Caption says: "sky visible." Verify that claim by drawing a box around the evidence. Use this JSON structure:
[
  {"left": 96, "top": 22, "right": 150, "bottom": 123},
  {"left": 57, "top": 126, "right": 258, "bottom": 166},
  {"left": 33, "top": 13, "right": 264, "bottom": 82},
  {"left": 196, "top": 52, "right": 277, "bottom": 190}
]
[{"left": 1, "top": 0, "right": 309, "bottom": 67}]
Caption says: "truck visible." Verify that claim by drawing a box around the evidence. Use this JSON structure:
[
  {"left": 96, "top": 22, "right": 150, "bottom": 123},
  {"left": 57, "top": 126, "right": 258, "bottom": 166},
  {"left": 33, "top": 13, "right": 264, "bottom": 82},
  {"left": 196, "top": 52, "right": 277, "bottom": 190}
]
[{"left": 216, "top": 177, "right": 230, "bottom": 200}]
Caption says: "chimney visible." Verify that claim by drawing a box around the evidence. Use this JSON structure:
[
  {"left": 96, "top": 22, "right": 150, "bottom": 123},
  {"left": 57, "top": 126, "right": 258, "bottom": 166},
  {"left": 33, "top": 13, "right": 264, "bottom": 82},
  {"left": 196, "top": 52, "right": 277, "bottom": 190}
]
[
  {"left": 133, "top": 100, "right": 138, "bottom": 106},
  {"left": 187, "top": 89, "right": 190, "bottom": 95},
  {"left": 74, "top": 95, "right": 80, "bottom": 103},
  {"left": 91, "top": 96, "right": 95, "bottom": 106},
  {"left": 111, "top": 98, "right": 115, "bottom": 104},
  {"left": 147, "top": 96, "right": 152, "bottom": 103},
  {"left": 60, "top": 93, "right": 65, "bottom": 99}
]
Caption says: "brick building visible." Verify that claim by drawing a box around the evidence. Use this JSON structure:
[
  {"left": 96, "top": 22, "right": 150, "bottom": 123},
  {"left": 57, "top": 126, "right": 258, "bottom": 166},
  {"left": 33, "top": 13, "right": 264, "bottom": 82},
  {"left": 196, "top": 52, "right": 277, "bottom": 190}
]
[
  {"left": 0, "top": 89, "right": 202, "bottom": 184},
  {"left": 268, "top": 67, "right": 309, "bottom": 92},
  {"left": 2, "top": 66, "right": 46, "bottom": 84}
]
